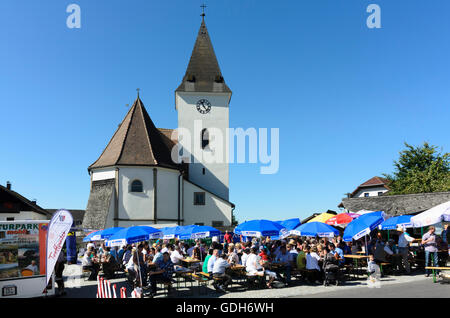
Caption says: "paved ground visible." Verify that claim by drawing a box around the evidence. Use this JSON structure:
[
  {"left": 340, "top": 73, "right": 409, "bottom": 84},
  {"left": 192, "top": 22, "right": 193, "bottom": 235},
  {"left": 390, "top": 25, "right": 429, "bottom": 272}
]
[{"left": 60, "top": 264, "right": 449, "bottom": 298}]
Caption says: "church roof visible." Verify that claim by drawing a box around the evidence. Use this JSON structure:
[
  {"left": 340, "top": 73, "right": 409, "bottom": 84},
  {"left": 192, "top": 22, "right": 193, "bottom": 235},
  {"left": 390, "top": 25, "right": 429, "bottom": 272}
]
[
  {"left": 176, "top": 18, "right": 231, "bottom": 94},
  {"left": 89, "top": 96, "right": 181, "bottom": 171}
]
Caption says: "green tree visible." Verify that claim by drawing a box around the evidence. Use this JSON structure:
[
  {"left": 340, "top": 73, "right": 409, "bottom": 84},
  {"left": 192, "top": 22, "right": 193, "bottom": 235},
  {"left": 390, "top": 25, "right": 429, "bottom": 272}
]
[{"left": 384, "top": 142, "right": 450, "bottom": 195}]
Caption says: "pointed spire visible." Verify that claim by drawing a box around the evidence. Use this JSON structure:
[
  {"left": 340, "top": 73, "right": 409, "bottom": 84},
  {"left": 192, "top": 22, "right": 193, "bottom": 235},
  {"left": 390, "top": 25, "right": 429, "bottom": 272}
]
[
  {"left": 89, "top": 96, "right": 179, "bottom": 170},
  {"left": 176, "top": 15, "right": 231, "bottom": 93}
]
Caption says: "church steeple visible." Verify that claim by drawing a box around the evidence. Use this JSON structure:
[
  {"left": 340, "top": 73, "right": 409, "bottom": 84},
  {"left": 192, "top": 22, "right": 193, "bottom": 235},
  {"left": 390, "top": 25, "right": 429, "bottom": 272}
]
[{"left": 176, "top": 16, "right": 231, "bottom": 93}]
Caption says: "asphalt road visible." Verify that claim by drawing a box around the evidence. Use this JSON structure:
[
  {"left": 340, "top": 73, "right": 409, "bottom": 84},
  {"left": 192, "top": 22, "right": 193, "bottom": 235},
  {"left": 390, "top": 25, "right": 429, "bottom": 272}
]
[{"left": 299, "top": 278, "right": 450, "bottom": 298}]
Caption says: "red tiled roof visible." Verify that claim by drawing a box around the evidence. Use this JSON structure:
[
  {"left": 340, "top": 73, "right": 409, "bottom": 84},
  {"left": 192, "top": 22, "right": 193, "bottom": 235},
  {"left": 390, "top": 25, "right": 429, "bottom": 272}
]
[{"left": 350, "top": 176, "right": 390, "bottom": 197}]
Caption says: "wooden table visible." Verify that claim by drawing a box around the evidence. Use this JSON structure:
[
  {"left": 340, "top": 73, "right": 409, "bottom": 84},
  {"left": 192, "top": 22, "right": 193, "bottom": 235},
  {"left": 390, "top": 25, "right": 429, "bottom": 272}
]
[
  {"left": 344, "top": 255, "right": 369, "bottom": 279},
  {"left": 425, "top": 266, "right": 450, "bottom": 283}
]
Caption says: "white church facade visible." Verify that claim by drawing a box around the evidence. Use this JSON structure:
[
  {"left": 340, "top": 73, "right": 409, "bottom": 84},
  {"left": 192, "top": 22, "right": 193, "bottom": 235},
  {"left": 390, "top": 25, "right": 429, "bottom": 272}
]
[{"left": 82, "top": 16, "right": 235, "bottom": 230}]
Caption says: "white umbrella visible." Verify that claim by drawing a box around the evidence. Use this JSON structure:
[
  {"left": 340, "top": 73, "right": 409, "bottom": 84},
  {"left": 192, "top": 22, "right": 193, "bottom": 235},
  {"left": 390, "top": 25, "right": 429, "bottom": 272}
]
[
  {"left": 355, "top": 209, "right": 376, "bottom": 216},
  {"left": 411, "top": 201, "right": 450, "bottom": 228}
]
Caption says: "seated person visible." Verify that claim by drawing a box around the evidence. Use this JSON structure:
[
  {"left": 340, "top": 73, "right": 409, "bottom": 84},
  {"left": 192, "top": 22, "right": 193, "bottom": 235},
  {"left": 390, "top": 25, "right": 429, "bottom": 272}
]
[
  {"left": 305, "top": 246, "right": 322, "bottom": 284},
  {"left": 170, "top": 246, "right": 185, "bottom": 269},
  {"left": 207, "top": 249, "right": 219, "bottom": 274},
  {"left": 274, "top": 246, "right": 292, "bottom": 285},
  {"left": 81, "top": 249, "right": 99, "bottom": 281},
  {"left": 296, "top": 246, "right": 306, "bottom": 270},
  {"left": 148, "top": 252, "right": 174, "bottom": 297},
  {"left": 227, "top": 246, "right": 239, "bottom": 265},
  {"left": 212, "top": 253, "right": 232, "bottom": 291},
  {"left": 322, "top": 247, "right": 340, "bottom": 276},
  {"left": 202, "top": 249, "right": 214, "bottom": 274},
  {"left": 329, "top": 243, "right": 345, "bottom": 267},
  {"left": 102, "top": 247, "right": 118, "bottom": 279}
]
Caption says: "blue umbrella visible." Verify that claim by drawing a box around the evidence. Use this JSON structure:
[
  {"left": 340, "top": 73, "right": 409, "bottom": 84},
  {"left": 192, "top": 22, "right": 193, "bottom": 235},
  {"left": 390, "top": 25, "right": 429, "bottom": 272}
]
[
  {"left": 379, "top": 215, "right": 413, "bottom": 230},
  {"left": 343, "top": 211, "right": 386, "bottom": 242},
  {"left": 275, "top": 218, "right": 301, "bottom": 230},
  {"left": 98, "top": 227, "right": 125, "bottom": 240},
  {"left": 179, "top": 225, "right": 221, "bottom": 240},
  {"left": 106, "top": 226, "right": 162, "bottom": 247},
  {"left": 234, "top": 220, "right": 285, "bottom": 237},
  {"left": 83, "top": 230, "right": 102, "bottom": 242},
  {"left": 288, "top": 222, "right": 339, "bottom": 238}
]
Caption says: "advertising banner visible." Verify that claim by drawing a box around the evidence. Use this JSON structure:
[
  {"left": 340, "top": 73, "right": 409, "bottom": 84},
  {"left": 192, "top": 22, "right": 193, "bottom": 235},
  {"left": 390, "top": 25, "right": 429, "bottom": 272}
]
[
  {"left": 0, "top": 222, "right": 48, "bottom": 280},
  {"left": 46, "top": 209, "right": 73, "bottom": 285}
]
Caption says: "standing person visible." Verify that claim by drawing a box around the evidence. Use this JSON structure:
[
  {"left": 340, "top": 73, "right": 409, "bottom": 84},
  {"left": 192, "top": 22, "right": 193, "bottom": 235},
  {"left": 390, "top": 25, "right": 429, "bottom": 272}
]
[
  {"left": 55, "top": 251, "right": 66, "bottom": 296},
  {"left": 397, "top": 227, "right": 414, "bottom": 274},
  {"left": 133, "top": 244, "right": 147, "bottom": 286},
  {"left": 422, "top": 226, "right": 439, "bottom": 277},
  {"left": 442, "top": 224, "right": 449, "bottom": 248},
  {"left": 224, "top": 231, "right": 233, "bottom": 245}
]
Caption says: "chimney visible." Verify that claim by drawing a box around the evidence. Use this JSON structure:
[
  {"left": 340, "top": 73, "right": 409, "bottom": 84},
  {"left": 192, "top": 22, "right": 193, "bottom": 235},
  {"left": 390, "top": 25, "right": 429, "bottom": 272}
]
[
  {"left": 31, "top": 199, "right": 37, "bottom": 205},
  {"left": 6, "top": 181, "right": 11, "bottom": 190}
]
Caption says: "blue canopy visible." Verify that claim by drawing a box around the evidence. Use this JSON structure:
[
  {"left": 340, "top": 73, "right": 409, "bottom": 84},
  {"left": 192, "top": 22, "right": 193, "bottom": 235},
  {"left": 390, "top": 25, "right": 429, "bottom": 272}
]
[
  {"left": 106, "top": 226, "right": 162, "bottom": 247},
  {"left": 275, "top": 218, "right": 301, "bottom": 230},
  {"left": 343, "top": 211, "right": 386, "bottom": 242},
  {"left": 83, "top": 230, "right": 102, "bottom": 242},
  {"left": 98, "top": 227, "right": 125, "bottom": 240},
  {"left": 179, "top": 225, "right": 221, "bottom": 240},
  {"left": 161, "top": 226, "right": 189, "bottom": 239},
  {"left": 379, "top": 215, "right": 413, "bottom": 230},
  {"left": 234, "top": 220, "right": 286, "bottom": 237},
  {"left": 289, "top": 221, "right": 339, "bottom": 238}
]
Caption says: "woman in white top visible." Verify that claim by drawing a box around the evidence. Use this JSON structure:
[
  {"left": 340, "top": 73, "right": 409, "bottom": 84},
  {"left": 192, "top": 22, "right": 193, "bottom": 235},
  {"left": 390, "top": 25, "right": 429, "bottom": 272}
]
[
  {"left": 305, "top": 246, "right": 322, "bottom": 284},
  {"left": 245, "top": 248, "right": 263, "bottom": 276}
]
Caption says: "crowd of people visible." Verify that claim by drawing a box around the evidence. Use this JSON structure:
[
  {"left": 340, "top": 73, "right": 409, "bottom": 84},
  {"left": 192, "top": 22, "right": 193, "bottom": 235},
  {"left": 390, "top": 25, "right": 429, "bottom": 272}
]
[{"left": 80, "top": 226, "right": 449, "bottom": 296}]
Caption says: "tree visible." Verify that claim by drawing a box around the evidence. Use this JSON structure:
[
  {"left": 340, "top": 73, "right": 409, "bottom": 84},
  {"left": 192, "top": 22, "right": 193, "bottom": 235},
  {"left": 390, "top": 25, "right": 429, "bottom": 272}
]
[{"left": 383, "top": 142, "right": 450, "bottom": 195}]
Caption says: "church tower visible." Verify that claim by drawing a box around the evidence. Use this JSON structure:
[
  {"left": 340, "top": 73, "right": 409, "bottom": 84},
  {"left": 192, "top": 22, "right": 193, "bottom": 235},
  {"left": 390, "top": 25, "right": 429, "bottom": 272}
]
[{"left": 175, "top": 15, "right": 231, "bottom": 201}]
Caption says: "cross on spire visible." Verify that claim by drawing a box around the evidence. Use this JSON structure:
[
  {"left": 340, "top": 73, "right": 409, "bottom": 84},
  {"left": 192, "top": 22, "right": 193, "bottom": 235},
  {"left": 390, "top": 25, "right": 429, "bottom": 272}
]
[
  {"left": 200, "top": 3, "right": 207, "bottom": 18},
  {"left": 136, "top": 88, "right": 140, "bottom": 97}
]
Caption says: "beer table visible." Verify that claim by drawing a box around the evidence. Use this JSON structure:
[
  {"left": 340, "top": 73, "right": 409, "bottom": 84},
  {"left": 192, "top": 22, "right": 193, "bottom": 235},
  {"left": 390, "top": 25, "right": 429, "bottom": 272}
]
[
  {"left": 344, "top": 255, "right": 369, "bottom": 279},
  {"left": 425, "top": 266, "right": 450, "bottom": 283}
]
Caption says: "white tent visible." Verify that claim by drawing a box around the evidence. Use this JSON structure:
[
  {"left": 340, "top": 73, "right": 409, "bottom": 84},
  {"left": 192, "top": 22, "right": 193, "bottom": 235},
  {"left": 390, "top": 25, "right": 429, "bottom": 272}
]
[{"left": 411, "top": 201, "right": 450, "bottom": 228}]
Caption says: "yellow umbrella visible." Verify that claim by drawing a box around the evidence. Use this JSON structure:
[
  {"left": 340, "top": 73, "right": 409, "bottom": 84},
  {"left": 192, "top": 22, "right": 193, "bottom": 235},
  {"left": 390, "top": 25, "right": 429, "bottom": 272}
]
[{"left": 306, "top": 213, "right": 335, "bottom": 223}]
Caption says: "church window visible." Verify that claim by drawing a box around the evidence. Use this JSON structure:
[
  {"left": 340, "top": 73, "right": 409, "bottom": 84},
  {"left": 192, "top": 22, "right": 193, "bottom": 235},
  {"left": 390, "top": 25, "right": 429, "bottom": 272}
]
[
  {"left": 201, "top": 128, "right": 209, "bottom": 150},
  {"left": 130, "top": 180, "right": 143, "bottom": 193},
  {"left": 194, "top": 192, "right": 205, "bottom": 205}
]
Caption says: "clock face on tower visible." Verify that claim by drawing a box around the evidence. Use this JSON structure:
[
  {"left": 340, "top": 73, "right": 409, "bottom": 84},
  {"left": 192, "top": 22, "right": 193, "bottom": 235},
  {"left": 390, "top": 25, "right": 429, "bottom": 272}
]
[{"left": 196, "top": 99, "right": 211, "bottom": 114}]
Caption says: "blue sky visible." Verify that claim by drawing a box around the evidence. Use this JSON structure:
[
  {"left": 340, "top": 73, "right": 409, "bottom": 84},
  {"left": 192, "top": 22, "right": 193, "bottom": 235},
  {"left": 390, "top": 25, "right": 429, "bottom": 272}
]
[{"left": 1, "top": 1, "right": 449, "bottom": 223}]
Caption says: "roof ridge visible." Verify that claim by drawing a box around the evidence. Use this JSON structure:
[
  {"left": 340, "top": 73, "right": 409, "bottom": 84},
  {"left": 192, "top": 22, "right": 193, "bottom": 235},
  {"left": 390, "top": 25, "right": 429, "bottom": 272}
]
[
  {"left": 138, "top": 98, "right": 158, "bottom": 165},
  {"left": 116, "top": 99, "right": 138, "bottom": 164}
]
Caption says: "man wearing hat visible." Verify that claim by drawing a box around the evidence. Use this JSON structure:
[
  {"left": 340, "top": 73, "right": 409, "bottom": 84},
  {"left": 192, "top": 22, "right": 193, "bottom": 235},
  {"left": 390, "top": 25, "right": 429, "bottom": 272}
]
[{"left": 397, "top": 226, "right": 414, "bottom": 274}]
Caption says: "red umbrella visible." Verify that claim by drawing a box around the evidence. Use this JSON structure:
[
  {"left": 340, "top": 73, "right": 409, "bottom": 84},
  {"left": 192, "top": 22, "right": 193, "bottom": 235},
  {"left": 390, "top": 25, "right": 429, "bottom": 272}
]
[{"left": 325, "top": 213, "right": 358, "bottom": 226}]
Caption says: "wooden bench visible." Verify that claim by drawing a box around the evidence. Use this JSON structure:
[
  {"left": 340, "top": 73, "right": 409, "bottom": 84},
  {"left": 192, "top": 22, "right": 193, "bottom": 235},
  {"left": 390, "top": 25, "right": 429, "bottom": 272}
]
[{"left": 425, "top": 266, "right": 450, "bottom": 283}]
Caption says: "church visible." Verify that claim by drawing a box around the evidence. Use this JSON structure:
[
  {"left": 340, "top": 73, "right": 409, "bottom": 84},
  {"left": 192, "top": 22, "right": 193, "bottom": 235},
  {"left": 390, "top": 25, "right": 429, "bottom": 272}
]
[{"left": 82, "top": 15, "right": 235, "bottom": 230}]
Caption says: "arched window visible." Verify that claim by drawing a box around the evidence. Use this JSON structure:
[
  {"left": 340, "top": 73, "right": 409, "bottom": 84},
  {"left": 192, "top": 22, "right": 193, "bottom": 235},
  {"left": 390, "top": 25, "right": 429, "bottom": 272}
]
[
  {"left": 201, "top": 128, "right": 209, "bottom": 150},
  {"left": 130, "top": 180, "right": 143, "bottom": 193}
]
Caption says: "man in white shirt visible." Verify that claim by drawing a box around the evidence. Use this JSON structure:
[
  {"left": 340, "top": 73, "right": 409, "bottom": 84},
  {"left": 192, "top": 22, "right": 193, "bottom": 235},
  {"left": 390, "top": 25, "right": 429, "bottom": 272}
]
[
  {"left": 25, "top": 260, "right": 39, "bottom": 274},
  {"left": 207, "top": 249, "right": 219, "bottom": 274},
  {"left": 397, "top": 227, "right": 414, "bottom": 274},
  {"left": 170, "top": 246, "right": 184, "bottom": 265},
  {"left": 212, "top": 253, "right": 231, "bottom": 291}
]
